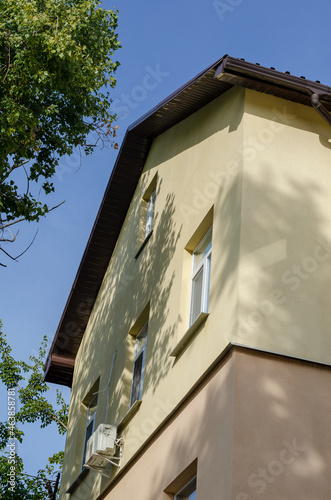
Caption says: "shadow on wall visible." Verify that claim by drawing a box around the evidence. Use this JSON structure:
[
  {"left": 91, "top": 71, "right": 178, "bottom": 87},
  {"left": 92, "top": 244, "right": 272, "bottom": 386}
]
[
  {"left": 61, "top": 93, "right": 331, "bottom": 496},
  {"left": 230, "top": 350, "right": 331, "bottom": 500},
  {"left": 210, "top": 101, "right": 331, "bottom": 358},
  {"left": 60, "top": 179, "right": 182, "bottom": 494},
  {"left": 233, "top": 166, "right": 331, "bottom": 355},
  {"left": 97, "top": 349, "right": 331, "bottom": 500},
  {"left": 73, "top": 179, "right": 182, "bottom": 415}
]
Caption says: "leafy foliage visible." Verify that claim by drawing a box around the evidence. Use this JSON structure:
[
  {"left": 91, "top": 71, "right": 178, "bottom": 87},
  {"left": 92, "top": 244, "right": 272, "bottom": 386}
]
[
  {"left": 0, "top": 324, "right": 68, "bottom": 434},
  {"left": 0, "top": 0, "right": 120, "bottom": 263},
  {"left": 0, "top": 454, "right": 60, "bottom": 500},
  {"left": 0, "top": 320, "right": 69, "bottom": 498}
]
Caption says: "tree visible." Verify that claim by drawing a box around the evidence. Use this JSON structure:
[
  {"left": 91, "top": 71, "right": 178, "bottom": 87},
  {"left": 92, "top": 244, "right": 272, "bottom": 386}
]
[
  {"left": 0, "top": 0, "right": 121, "bottom": 265},
  {"left": 0, "top": 320, "right": 69, "bottom": 498},
  {"left": 0, "top": 455, "right": 61, "bottom": 500}
]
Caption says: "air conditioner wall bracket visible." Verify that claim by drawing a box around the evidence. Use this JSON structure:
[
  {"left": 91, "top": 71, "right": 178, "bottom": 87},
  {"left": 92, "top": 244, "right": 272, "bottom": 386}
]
[{"left": 84, "top": 438, "right": 123, "bottom": 474}]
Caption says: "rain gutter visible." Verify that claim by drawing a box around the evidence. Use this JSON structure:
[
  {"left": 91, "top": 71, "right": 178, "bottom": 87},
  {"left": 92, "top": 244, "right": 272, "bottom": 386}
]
[
  {"left": 311, "top": 93, "right": 331, "bottom": 126},
  {"left": 215, "top": 56, "right": 331, "bottom": 128}
]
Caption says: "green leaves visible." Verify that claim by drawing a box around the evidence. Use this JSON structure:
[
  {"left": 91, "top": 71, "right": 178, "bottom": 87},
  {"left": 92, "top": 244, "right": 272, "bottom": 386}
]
[
  {"left": 0, "top": 322, "right": 69, "bottom": 497},
  {"left": 0, "top": 454, "right": 60, "bottom": 499},
  {"left": 0, "top": 0, "right": 120, "bottom": 263},
  {"left": 0, "top": 322, "right": 25, "bottom": 388},
  {"left": 0, "top": 327, "right": 69, "bottom": 434}
]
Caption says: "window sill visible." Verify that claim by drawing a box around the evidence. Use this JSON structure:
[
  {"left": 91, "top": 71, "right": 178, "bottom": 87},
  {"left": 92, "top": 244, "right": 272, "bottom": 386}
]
[
  {"left": 66, "top": 468, "right": 89, "bottom": 494},
  {"left": 118, "top": 399, "right": 142, "bottom": 431},
  {"left": 134, "top": 230, "right": 153, "bottom": 259},
  {"left": 169, "top": 312, "right": 209, "bottom": 358}
]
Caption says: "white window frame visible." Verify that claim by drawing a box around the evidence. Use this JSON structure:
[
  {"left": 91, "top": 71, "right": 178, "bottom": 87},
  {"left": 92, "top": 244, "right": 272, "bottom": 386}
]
[
  {"left": 189, "top": 226, "right": 212, "bottom": 327},
  {"left": 145, "top": 189, "right": 156, "bottom": 239},
  {"left": 175, "top": 476, "right": 197, "bottom": 499},
  {"left": 130, "top": 322, "right": 148, "bottom": 407},
  {"left": 82, "top": 393, "right": 98, "bottom": 468}
]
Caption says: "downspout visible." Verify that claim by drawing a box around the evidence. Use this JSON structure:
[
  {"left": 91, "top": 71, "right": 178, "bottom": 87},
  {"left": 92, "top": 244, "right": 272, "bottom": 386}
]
[{"left": 310, "top": 93, "right": 331, "bottom": 127}]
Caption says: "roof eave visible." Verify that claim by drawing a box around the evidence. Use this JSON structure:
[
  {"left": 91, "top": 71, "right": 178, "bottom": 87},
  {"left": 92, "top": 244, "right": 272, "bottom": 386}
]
[{"left": 44, "top": 55, "right": 331, "bottom": 387}]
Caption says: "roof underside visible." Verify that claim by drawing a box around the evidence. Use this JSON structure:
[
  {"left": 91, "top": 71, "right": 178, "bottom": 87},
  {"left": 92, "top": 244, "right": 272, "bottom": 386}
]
[{"left": 44, "top": 55, "right": 331, "bottom": 387}]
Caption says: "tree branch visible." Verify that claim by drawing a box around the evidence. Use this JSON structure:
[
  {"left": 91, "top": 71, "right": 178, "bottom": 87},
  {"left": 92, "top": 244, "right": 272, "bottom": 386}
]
[
  {"left": 0, "top": 350, "right": 67, "bottom": 430},
  {"left": 23, "top": 165, "right": 30, "bottom": 196},
  {"left": 0, "top": 229, "right": 38, "bottom": 265},
  {"left": 40, "top": 408, "right": 67, "bottom": 431},
  {"left": 0, "top": 233, "right": 18, "bottom": 243},
  {"left": 0, "top": 218, "right": 25, "bottom": 230},
  {"left": 0, "top": 200, "right": 65, "bottom": 231},
  {"left": 0, "top": 159, "right": 31, "bottom": 182},
  {"left": 0, "top": 200, "right": 65, "bottom": 265}
]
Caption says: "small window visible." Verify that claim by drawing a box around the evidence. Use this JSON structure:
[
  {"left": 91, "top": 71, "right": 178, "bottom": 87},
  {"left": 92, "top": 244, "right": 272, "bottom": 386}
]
[
  {"left": 130, "top": 322, "right": 148, "bottom": 407},
  {"left": 189, "top": 227, "right": 212, "bottom": 326},
  {"left": 136, "top": 177, "right": 157, "bottom": 258},
  {"left": 175, "top": 477, "right": 197, "bottom": 500},
  {"left": 145, "top": 189, "right": 156, "bottom": 238},
  {"left": 82, "top": 393, "right": 98, "bottom": 467}
]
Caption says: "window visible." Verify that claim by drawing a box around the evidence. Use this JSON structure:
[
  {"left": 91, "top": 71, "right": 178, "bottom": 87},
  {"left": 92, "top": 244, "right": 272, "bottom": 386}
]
[
  {"left": 130, "top": 322, "right": 148, "bottom": 407},
  {"left": 175, "top": 477, "right": 197, "bottom": 500},
  {"left": 145, "top": 189, "right": 156, "bottom": 238},
  {"left": 189, "top": 226, "right": 212, "bottom": 326},
  {"left": 135, "top": 177, "right": 157, "bottom": 258},
  {"left": 164, "top": 459, "right": 197, "bottom": 500},
  {"left": 82, "top": 393, "right": 98, "bottom": 467}
]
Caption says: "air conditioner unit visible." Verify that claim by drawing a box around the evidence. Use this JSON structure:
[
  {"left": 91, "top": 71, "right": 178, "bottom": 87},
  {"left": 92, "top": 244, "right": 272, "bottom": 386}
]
[{"left": 84, "top": 424, "right": 117, "bottom": 471}]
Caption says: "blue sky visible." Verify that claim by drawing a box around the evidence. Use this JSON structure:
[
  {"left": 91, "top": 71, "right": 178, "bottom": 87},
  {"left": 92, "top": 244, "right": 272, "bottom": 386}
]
[{"left": 1, "top": 0, "right": 331, "bottom": 481}]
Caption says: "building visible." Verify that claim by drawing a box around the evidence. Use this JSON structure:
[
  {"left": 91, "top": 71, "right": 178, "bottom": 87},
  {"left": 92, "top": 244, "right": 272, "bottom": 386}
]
[{"left": 44, "top": 55, "right": 331, "bottom": 500}]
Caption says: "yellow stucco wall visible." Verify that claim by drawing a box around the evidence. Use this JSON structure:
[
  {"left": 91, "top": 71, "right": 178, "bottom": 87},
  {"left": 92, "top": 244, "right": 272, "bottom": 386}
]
[
  {"left": 60, "top": 85, "right": 244, "bottom": 498},
  {"left": 59, "top": 85, "right": 331, "bottom": 499},
  {"left": 237, "top": 89, "right": 331, "bottom": 362}
]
